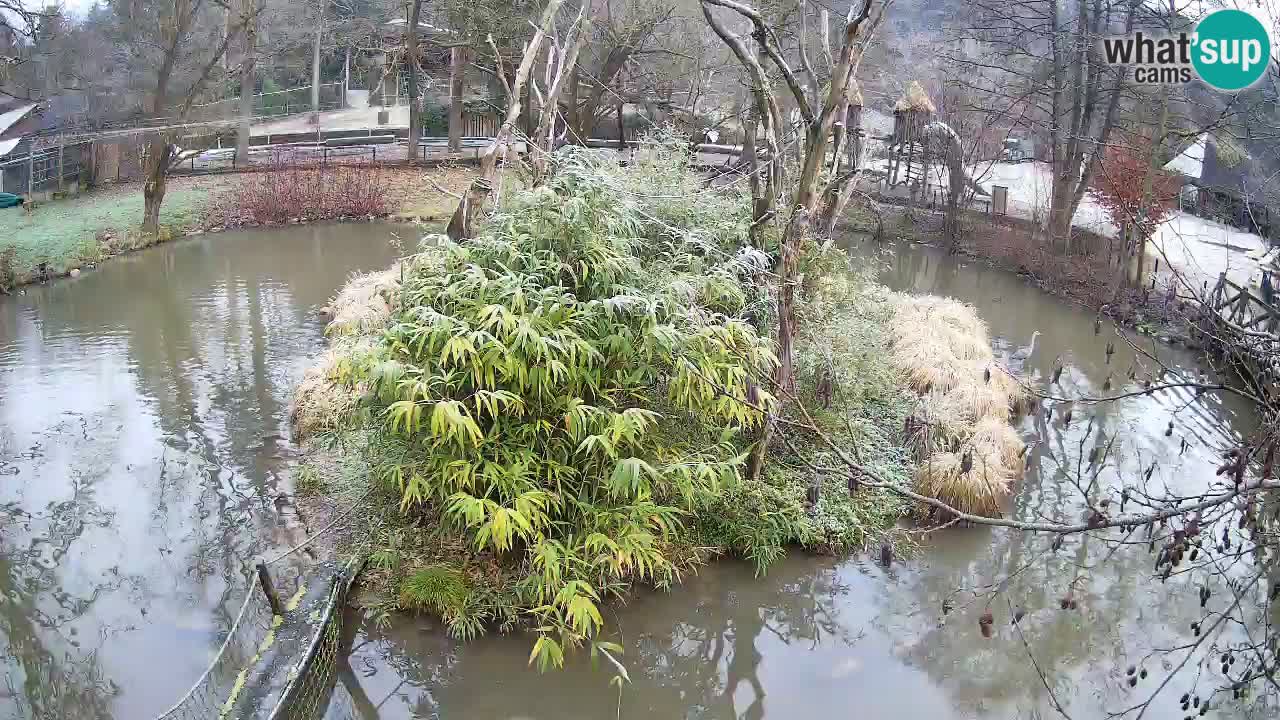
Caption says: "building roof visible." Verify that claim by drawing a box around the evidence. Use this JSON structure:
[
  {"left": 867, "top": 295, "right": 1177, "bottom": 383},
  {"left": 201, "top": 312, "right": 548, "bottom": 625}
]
[
  {"left": 1163, "top": 132, "right": 1205, "bottom": 179},
  {"left": 0, "top": 103, "right": 37, "bottom": 137},
  {"left": 894, "top": 81, "right": 935, "bottom": 113},
  {"left": 1196, "top": 132, "right": 1280, "bottom": 207}
]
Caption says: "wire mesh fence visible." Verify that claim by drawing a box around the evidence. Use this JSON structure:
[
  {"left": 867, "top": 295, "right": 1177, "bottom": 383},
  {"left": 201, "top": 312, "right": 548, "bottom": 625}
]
[
  {"left": 152, "top": 580, "right": 277, "bottom": 720},
  {"left": 148, "top": 562, "right": 362, "bottom": 720},
  {"left": 266, "top": 567, "right": 357, "bottom": 720},
  {"left": 0, "top": 141, "right": 91, "bottom": 196}
]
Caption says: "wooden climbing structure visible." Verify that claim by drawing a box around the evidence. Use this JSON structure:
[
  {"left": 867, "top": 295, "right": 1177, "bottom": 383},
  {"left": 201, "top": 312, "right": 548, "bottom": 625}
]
[{"left": 885, "top": 81, "right": 936, "bottom": 192}]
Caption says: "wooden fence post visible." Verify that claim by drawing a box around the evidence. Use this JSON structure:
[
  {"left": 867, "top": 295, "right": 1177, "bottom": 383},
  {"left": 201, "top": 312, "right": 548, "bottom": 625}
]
[
  {"left": 26, "top": 148, "right": 34, "bottom": 197},
  {"left": 58, "top": 138, "right": 65, "bottom": 193},
  {"left": 256, "top": 562, "right": 283, "bottom": 615}
]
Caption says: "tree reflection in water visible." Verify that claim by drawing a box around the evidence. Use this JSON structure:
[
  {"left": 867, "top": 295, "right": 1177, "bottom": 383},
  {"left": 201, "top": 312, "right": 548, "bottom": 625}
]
[
  {"left": 1, "top": 224, "right": 405, "bottom": 718},
  {"left": 342, "top": 556, "right": 874, "bottom": 720}
]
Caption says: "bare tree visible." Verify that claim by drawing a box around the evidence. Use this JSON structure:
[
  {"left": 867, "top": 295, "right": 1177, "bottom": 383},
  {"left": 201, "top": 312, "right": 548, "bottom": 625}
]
[
  {"left": 310, "top": 0, "right": 326, "bottom": 114},
  {"left": 565, "top": 0, "right": 676, "bottom": 143},
  {"left": 109, "top": 0, "right": 253, "bottom": 234},
  {"left": 406, "top": 0, "right": 425, "bottom": 160},
  {"left": 701, "top": 0, "right": 885, "bottom": 482},
  {"left": 530, "top": 2, "right": 591, "bottom": 184},
  {"left": 447, "top": 44, "right": 466, "bottom": 152},
  {"left": 446, "top": 0, "right": 567, "bottom": 241},
  {"left": 951, "top": 0, "right": 1136, "bottom": 249},
  {"left": 235, "top": 0, "right": 261, "bottom": 163}
]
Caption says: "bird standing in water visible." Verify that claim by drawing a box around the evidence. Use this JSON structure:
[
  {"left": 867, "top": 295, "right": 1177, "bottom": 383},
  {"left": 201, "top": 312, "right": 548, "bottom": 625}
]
[{"left": 1011, "top": 330, "right": 1042, "bottom": 362}]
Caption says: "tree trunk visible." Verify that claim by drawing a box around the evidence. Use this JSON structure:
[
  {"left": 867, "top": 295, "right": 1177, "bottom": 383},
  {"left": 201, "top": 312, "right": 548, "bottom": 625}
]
[
  {"left": 236, "top": 0, "right": 256, "bottom": 164},
  {"left": 1048, "top": 176, "right": 1075, "bottom": 250},
  {"left": 1132, "top": 81, "right": 1172, "bottom": 287},
  {"left": 448, "top": 46, "right": 466, "bottom": 152},
  {"left": 740, "top": 97, "right": 768, "bottom": 247},
  {"left": 142, "top": 137, "right": 172, "bottom": 236},
  {"left": 531, "top": 4, "right": 589, "bottom": 184},
  {"left": 311, "top": 1, "right": 323, "bottom": 113},
  {"left": 406, "top": 0, "right": 423, "bottom": 161},
  {"left": 447, "top": 0, "right": 564, "bottom": 240},
  {"left": 566, "top": 68, "right": 581, "bottom": 143},
  {"left": 945, "top": 178, "right": 963, "bottom": 251}
]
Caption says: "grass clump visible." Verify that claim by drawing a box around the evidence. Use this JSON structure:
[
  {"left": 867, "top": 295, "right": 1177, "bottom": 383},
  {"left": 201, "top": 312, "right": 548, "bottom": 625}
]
[
  {"left": 889, "top": 294, "right": 1028, "bottom": 518},
  {"left": 399, "top": 566, "right": 470, "bottom": 615}
]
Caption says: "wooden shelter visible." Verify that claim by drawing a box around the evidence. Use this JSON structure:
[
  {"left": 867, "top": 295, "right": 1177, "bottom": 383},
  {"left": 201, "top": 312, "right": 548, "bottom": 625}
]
[{"left": 886, "top": 81, "right": 935, "bottom": 189}]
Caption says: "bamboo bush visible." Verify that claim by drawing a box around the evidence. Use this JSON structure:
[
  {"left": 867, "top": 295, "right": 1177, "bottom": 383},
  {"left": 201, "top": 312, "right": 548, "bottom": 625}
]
[
  {"left": 357, "top": 148, "right": 782, "bottom": 666},
  {"left": 300, "top": 144, "right": 927, "bottom": 668}
]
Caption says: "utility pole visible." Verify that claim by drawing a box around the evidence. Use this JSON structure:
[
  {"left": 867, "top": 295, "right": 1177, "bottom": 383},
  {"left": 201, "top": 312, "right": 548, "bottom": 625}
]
[{"left": 311, "top": 0, "right": 325, "bottom": 115}]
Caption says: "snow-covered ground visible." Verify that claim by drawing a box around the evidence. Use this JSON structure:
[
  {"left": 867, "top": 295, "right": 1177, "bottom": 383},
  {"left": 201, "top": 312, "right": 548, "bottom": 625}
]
[
  {"left": 975, "top": 162, "right": 1272, "bottom": 288},
  {"left": 251, "top": 105, "right": 412, "bottom": 136},
  {"left": 869, "top": 158, "right": 1273, "bottom": 292},
  {"left": 1149, "top": 214, "right": 1271, "bottom": 289}
]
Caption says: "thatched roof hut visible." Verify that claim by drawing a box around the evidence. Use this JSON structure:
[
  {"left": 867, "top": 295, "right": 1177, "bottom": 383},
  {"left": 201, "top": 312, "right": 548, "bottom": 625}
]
[{"left": 893, "top": 81, "right": 936, "bottom": 113}]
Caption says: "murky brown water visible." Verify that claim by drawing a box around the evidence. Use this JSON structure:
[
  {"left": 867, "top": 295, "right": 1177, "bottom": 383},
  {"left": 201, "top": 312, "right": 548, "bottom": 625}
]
[
  {"left": 2, "top": 227, "right": 1266, "bottom": 720},
  {"left": 0, "top": 223, "right": 408, "bottom": 720},
  {"left": 336, "top": 238, "right": 1266, "bottom": 719}
]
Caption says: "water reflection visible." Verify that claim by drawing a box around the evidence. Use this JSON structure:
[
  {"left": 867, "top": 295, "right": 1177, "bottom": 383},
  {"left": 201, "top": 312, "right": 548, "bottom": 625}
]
[
  {"left": 336, "top": 238, "right": 1264, "bottom": 719},
  {"left": 0, "top": 223, "right": 406, "bottom": 719}
]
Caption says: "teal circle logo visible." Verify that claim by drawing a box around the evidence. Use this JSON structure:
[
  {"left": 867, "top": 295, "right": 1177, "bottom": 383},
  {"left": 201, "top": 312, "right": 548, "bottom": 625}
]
[{"left": 1192, "top": 9, "right": 1271, "bottom": 91}]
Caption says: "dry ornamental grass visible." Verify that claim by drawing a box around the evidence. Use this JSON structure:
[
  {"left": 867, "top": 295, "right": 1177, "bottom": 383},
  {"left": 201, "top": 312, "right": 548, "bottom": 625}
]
[{"left": 889, "top": 294, "right": 1028, "bottom": 518}]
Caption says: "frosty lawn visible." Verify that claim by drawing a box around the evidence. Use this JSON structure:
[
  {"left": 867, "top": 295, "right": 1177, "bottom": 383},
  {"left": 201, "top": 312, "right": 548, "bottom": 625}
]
[{"left": 0, "top": 182, "right": 216, "bottom": 281}]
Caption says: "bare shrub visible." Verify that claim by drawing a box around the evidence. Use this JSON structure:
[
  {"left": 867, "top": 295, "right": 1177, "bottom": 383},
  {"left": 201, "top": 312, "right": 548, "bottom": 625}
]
[
  {"left": 216, "top": 158, "right": 393, "bottom": 227},
  {"left": 967, "top": 220, "right": 1124, "bottom": 309}
]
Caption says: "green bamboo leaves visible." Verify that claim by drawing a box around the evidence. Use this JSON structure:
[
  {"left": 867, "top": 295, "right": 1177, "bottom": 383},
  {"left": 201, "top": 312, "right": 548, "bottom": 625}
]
[{"left": 361, "top": 147, "right": 776, "bottom": 668}]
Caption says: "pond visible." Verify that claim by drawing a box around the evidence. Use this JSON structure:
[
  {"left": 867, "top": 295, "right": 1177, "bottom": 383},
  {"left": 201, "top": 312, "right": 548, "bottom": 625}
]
[
  {"left": 335, "top": 237, "right": 1264, "bottom": 720},
  {"left": 0, "top": 227, "right": 1265, "bottom": 719},
  {"left": 0, "top": 223, "right": 408, "bottom": 720}
]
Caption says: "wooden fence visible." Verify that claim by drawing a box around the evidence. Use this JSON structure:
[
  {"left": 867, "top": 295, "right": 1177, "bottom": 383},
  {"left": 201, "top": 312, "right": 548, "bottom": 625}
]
[
  {"left": 1209, "top": 275, "right": 1280, "bottom": 334},
  {"left": 1203, "top": 273, "right": 1280, "bottom": 397}
]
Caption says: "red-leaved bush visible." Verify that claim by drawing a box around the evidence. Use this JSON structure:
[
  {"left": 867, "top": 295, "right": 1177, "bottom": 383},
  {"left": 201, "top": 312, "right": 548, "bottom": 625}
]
[
  {"left": 217, "top": 158, "right": 393, "bottom": 227},
  {"left": 1092, "top": 138, "right": 1181, "bottom": 240}
]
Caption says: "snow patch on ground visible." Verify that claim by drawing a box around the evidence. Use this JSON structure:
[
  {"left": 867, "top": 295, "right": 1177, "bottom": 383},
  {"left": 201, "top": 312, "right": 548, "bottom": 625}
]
[
  {"left": 869, "top": 158, "right": 1273, "bottom": 291},
  {"left": 1150, "top": 214, "right": 1271, "bottom": 288}
]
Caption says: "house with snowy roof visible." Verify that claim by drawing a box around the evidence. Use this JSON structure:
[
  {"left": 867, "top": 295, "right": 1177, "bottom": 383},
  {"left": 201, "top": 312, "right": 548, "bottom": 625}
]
[{"left": 1164, "top": 131, "right": 1280, "bottom": 240}]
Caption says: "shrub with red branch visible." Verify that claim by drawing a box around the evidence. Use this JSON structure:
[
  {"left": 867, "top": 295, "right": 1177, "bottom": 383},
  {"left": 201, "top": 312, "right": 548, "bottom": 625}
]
[
  {"left": 216, "top": 156, "right": 393, "bottom": 228},
  {"left": 1092, "top": 139, "right": 1181, "bottom": 240}
]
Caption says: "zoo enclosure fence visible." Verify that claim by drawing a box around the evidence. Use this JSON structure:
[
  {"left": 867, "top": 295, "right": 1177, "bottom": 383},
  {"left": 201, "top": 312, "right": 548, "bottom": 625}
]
[{"left": 0, "top": 140, "right": 91, "bottom": 197}]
